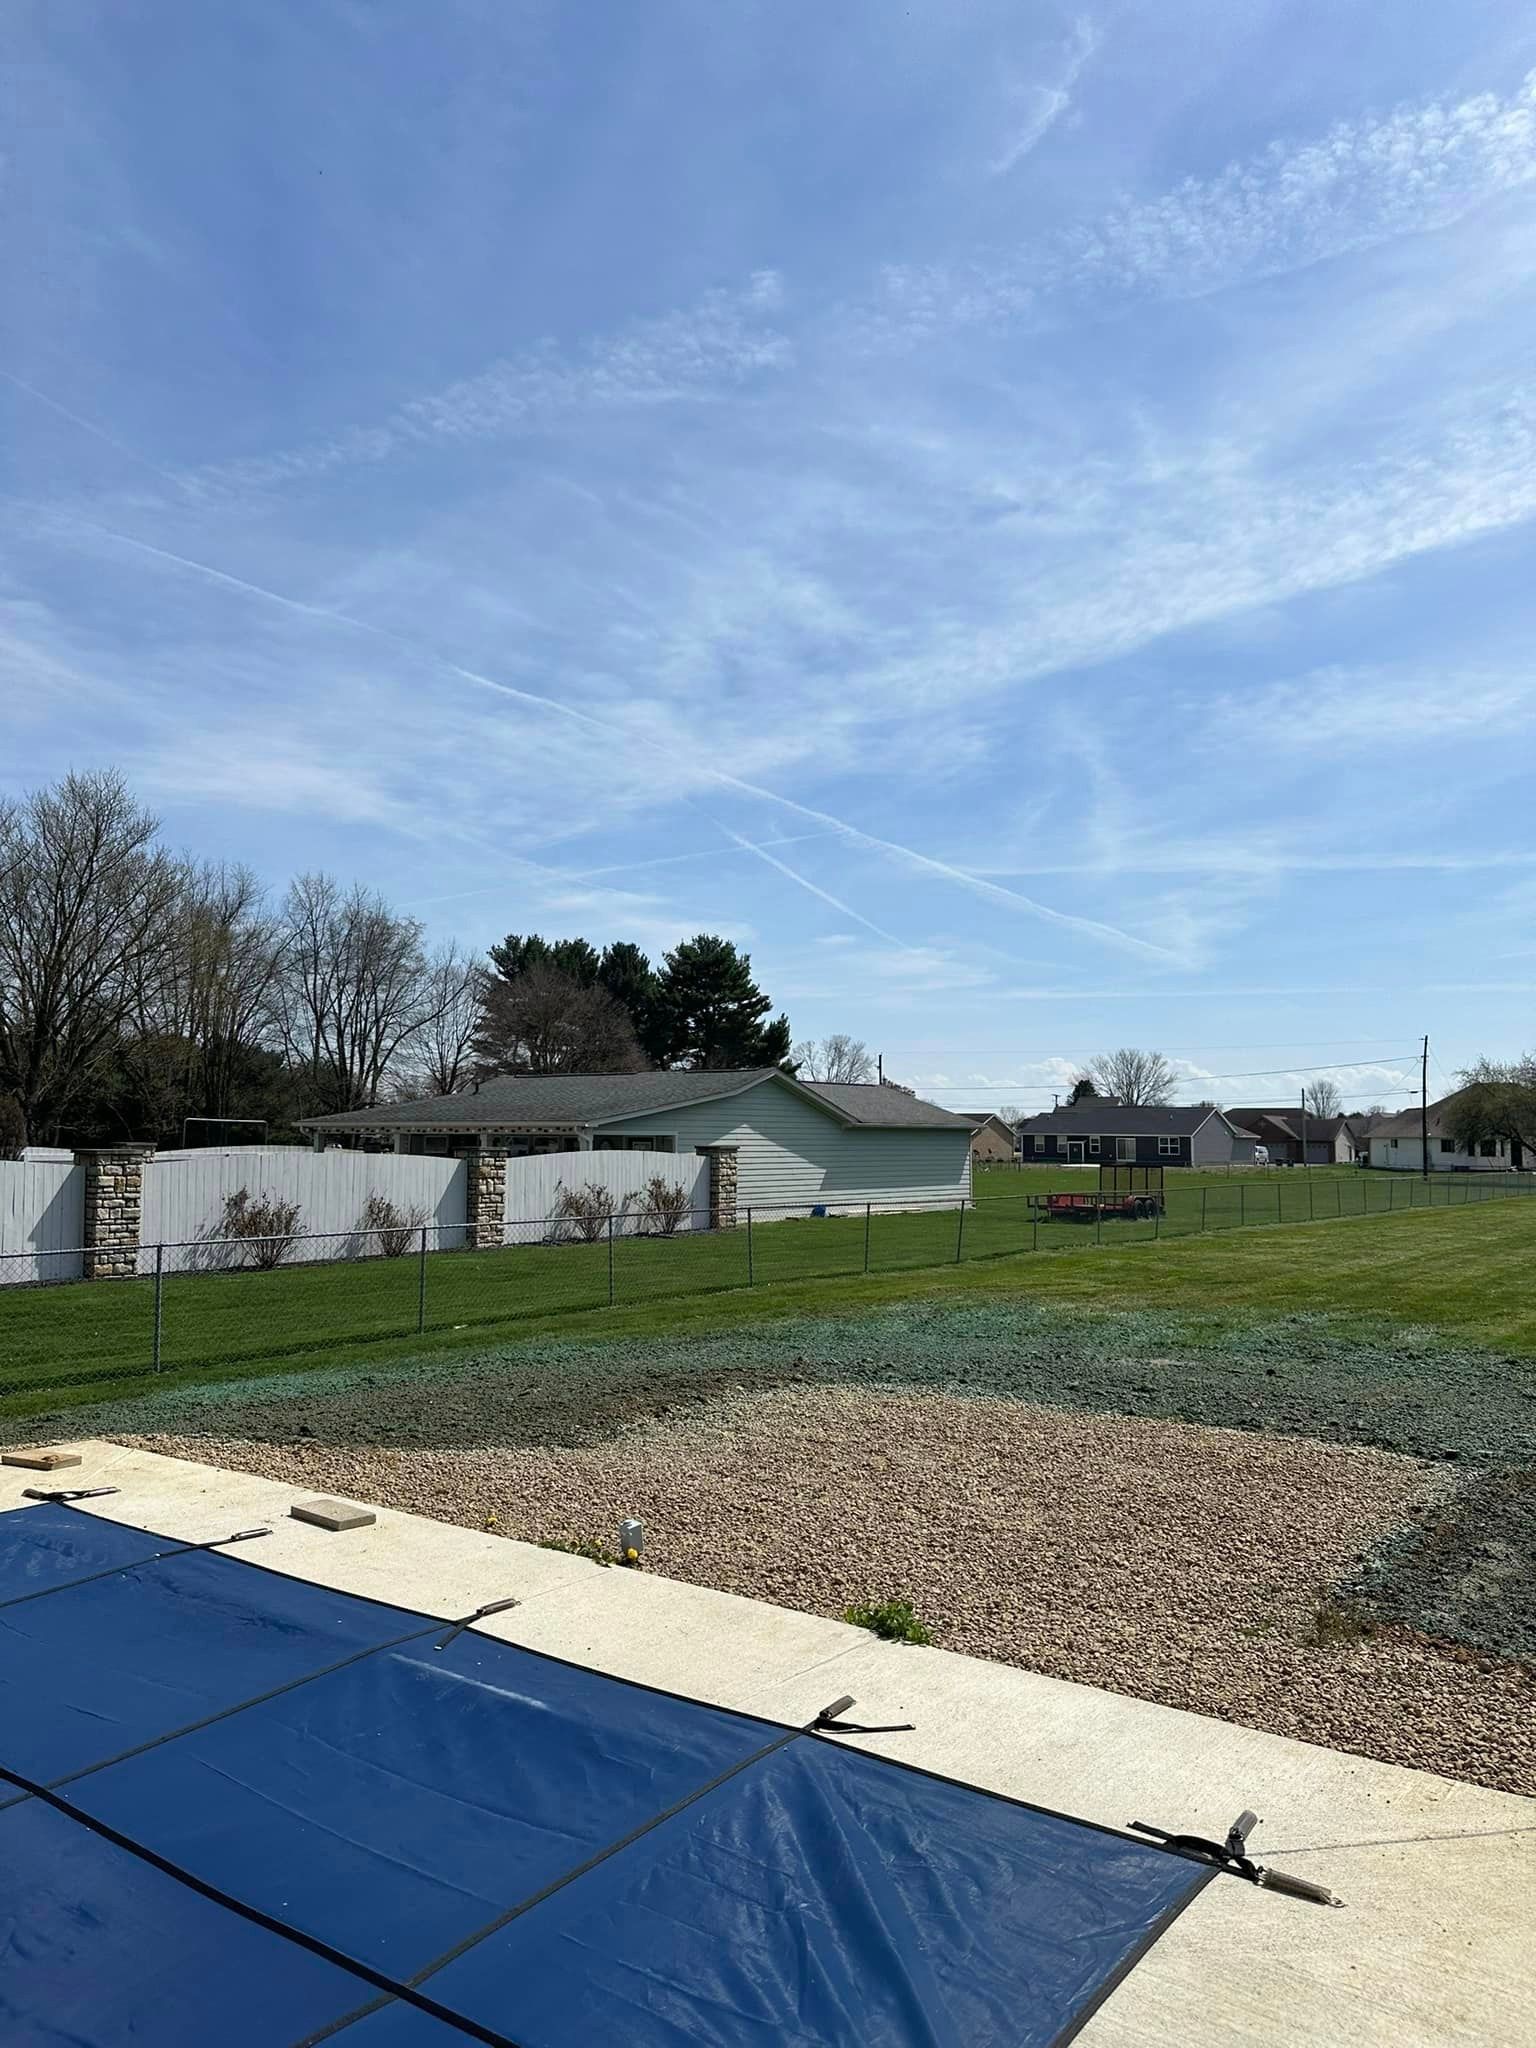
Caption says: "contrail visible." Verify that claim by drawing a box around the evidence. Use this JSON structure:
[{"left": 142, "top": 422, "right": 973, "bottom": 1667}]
[
  {"left": 708, "top": 819, "right": 913, "bottom": 951},
  {"left": 62, "top": 518, "right": 1180, "bottom": 964},
  {"left": 2, "top": 371, "right": 186, "bottom": 488}
]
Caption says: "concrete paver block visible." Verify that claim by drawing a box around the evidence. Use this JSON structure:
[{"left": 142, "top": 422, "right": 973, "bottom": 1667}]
[
  {"left": 289, "top": 1497, "right": 377, "bottom": 1532},
  {"left": 3, "top": 1448, "right": 84, "bottom": 1471}
]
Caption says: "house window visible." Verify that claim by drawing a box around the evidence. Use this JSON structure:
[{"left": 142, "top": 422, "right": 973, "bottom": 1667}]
[
  {"left": 1391, "top": 1138, "right": 1399, "bottom": 1149},
  {"left": 1441, "top": 1139, "right": 1455, "bottom": 1154},
  {"left": 1157, "top": 1135, "right": 1179, "bottom": 1157},
  {"left": 1115, "top": 1136, "right": 1135, "bottom": 1163},
  {"left": 1480, "top": 1139, "right": 1497, "bottom": 1157},
  {"left": 1034, "top": 1135, "right": 1051, "bottom": 1155},
  {"left": 1088, "top": 1136, "right": 1101, "bottom": 1156}
]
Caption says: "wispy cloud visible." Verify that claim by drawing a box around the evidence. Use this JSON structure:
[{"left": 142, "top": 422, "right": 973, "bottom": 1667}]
[
  {"left": 180, "top": 272, "right": 790, "bottom": 499},
  {"left": 989, "top": 17, "right": 1100, "bottom": 177},
  {"left": 33, "top": 513, "right": 1192, "bottom": 967},
  {"left": 880, "top": 68, "right": 1536, "bottom": 333},
  {"left": 1200, "top": 662, "right": 1536, "bottom": 752}
]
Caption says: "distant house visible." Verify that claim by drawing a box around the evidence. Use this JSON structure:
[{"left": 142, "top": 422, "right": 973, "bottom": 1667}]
[
  {"left": 1225, "top": 1108, "right": 1361, "bottom": 1167},
  {"left": 1013, "top": 1102, "right": 1253, "bottom": 1168},
  {"left": 1368, "top": 1093, "right": 1521, "bottom": 1172},
  {"left": 301, "top": 1068, "right": 976, "bottom": 1211},
  {"left": 958, "top": 1113, "right": 1016, "bottom": 1164}
]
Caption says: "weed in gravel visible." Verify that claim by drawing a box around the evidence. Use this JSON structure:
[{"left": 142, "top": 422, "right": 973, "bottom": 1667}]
[
  {"left": 844, "top": 1597, "right": 935, "bottom": 1645},
  {"left": 1305, "top": 1596, "right": 1378, "bottom": 1648}
]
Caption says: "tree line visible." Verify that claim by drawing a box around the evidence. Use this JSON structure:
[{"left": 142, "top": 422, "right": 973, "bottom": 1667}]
[{"left": 0, "top": 771, "right": 795, "bottom": 1151}]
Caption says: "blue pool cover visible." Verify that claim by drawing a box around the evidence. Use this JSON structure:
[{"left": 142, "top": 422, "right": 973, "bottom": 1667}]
[{"left": 0, "top": 1500, "right": 1213, "bottom": 2047}]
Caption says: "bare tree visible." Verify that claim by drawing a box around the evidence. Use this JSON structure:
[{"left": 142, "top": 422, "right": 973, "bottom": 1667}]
[
  {"left": 0, "top": 770, "right": 181, "bottom": 1142},
  {"left": 791, "top": 1034, "right": 876, "bottom": 1084},
  {"left": 996, "top": 1102, "right": 1025, "bottom": 1126},
  {"left": 395, "top": 944, "right": 481, "bottom": 1098},
  {"left": 1302, "top": 1077, "right": 1343, "bottom": 1119},
  {"left": 276, "top": 874, "right": 438, "bottom": 1112},
  {"left": 118, "top": 861, "right": 287, "bottom": 1136},
  {"left": 474, "top": 962, "right": 644, "bottom": 1075},
  {"left": 1084, "top": 1048, "right": 1179, "bottom": 1107}
]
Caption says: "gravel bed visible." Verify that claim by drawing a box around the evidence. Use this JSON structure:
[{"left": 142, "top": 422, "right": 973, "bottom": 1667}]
[{"left": 120, "top": 1384, "right": 1536, "bottom": 1796}]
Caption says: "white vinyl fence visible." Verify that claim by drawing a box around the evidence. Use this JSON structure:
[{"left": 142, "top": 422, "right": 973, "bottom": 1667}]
[
  {"left": 0, "top": 1161, "right": 86, "bottom": 1282},
  {"left": 0, "top": 1145, "right": 712, "bottom": 1286},
  {"left": 140, "top": 1150, "right": 467, "bottom": 1273},
  {"left": 504, "top": 1150, "right": 708, "bottom": 1243}
]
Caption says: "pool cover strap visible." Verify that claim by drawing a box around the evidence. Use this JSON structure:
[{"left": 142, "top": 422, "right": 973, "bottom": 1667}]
[
  {"left": 294, "top": 1697, "right": 912, "bottom": 2047},
  {"left": 0, "top": 1501, "right": 271, "bottom": 1612},
  {"left": 20, "top": 1484, "right": 121, "bottom": 1502},
  {"left": 1131, "top": 1811, "right": 1345, "bottom": 1908},
  {"left": 0, "top": 1760, "right": 519, "bottom": 2048},
  {"left": 813, "top": 1692, "right": 917, "bottom": 1734},
  {"left": 432, "top": 1596, "right": 522, "bottom": 1650}
]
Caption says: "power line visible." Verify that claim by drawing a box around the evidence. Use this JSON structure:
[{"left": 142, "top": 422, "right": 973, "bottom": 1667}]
[
  {"left": 872, "top": 1038, "right": 1416, "bottom": 1055},
  {"left": 913, "top": 1056, "right": 1417, "bottom": 1092}
]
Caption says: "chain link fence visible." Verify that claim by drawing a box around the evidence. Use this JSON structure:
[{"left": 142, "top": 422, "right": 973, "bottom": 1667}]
[{"left": 2, "top": 1171, "right": 1532, "bottom": 1403}]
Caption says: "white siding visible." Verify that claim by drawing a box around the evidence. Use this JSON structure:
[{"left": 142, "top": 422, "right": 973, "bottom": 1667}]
[
  {"left": 1370, "top": 1136, "right": 1508, "bottom": 1172},
  {"left": 140, "top": 1149, "right": 466, "bottom": 1270},
  {"left": 599, "top": 1077, "right": 973, "bottom": 1213},
  {"left": 0, "top": 1161, "right": 86, "bottom": 1283},
  {"left": 503, "top": 1150, "right": 709, "bottom": 1241}
]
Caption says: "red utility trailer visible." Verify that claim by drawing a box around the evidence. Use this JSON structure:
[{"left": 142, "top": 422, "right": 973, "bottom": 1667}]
[{"left": 1039, "top": 1162, "right": 1165, "bottom": 1223}]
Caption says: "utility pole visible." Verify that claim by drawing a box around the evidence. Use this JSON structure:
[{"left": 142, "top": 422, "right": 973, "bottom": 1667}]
[
  {"left": 1421, "top": 1034, "right": 1430, "bottom": 1181},
  {"left": 877, "top": 1053, "right": 883, "bottom": 1085}
]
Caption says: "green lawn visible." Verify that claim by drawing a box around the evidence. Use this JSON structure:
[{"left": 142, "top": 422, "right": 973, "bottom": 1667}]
[{"left": 3, "top": 1169, "right": 1533, "bottom": 1419}]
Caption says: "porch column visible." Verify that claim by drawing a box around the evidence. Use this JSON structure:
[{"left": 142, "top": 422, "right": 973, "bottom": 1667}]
[
  {"left": 75, "top": 1142, "right": 155, "bottom": 1281},
  {"left": 465, "top": 1150, "right": 508, "bottom": 1250},
  {"left": 696, "top": 1144, "right": 739, "bottom": 1230}
]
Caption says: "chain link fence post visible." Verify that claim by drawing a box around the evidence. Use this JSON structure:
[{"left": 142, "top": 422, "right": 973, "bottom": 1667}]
[
  {"left": 746, "top": 1207, "right": 754, "bottom": 1285},
  {"left": 955, "top": 1198, "right": 966, "bottom": 1263},
  {"left": 417, "top": 1224, "right": 428, "bottom": 1334},
  {"left": 1031, "top": 1199, "right": 1038, "bottom": 1252},
  {"left": 152, "top": 1242, "right": 164, "bottom": 1372},
  {"left": 1201, "top": 1185, "right": 1208, "bottom": 1232},
  {"left": 863, "top": 1201, "right": 871, "bottom": 1274},
  {"left": 607, "top": 1211, "right": 615, "bottom": 1307},
  {"left": 1239, "top": 1184, "right": 1246, "bottom": 1227}
]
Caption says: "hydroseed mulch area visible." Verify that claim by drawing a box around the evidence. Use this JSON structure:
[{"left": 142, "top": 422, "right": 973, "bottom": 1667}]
[{"left": 13, "top": 1300, "right": 1536, "bottom": 1789}]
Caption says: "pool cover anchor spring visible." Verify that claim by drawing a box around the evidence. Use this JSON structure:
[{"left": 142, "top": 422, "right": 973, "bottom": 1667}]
[
  {"left": 21, "top": 1485, "right": 121, "bottom": 1503},
  {"left": 1131, "top": 1809, "right": 1345, "bottom": 1908},
  {"left": 813, "top": 1693, "right": 917, "bottom": 1735}
]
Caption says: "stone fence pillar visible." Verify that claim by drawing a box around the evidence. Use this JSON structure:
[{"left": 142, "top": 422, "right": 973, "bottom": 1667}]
[
  {"left": 696, "top": 1144, "right": 739, "bottom": 1230},
  {"left": 75, "top": 1142, "right": 155, "bottom": 1280},
  {"left": 466, "top": 1151, "right": 508, "bottom": 1250}
]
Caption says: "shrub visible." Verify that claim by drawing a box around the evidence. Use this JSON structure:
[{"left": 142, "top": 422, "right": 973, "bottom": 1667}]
[
  {"left": 632, "top": 1174, "right": 692, "bottom": 1237},
  {"left": 551, "top": 1180, "right": 616, "bottom": 1244},
  {"left": 361, "top": 1191, "right": 427, "bottom": 1258},
  {"left": 842, "top": 1597, "right": 935, "bottom": 1646},
  {"left": 214, "top": 1187, "right": 303, "bottom": 1270}
]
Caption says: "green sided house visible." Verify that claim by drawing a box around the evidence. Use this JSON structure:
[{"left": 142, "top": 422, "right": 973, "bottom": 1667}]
[{"left": 300, "top": 1070, "right": 975, "bottom": 1213}]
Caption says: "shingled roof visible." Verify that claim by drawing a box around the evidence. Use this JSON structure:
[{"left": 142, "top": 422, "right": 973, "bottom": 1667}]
[
  {"left": 1015, "top": 1103, "right": 1237, "bottom": 1138},
  {"left": 301, "top": 1069, "right": 973, "bottom": 1134}
]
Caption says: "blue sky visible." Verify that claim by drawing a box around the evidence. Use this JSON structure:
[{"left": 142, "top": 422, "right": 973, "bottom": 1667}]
[{"left": 5, "top": 1, "right": 1536, "bottom": 1114}]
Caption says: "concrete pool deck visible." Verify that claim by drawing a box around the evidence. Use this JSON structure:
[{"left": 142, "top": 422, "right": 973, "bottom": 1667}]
[{"left": 4, "top": 1439, "right": 1532, "bottom": 2047}]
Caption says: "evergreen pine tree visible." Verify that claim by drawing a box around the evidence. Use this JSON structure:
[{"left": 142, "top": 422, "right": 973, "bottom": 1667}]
[{"left": 652, "top": 934, "right": 791, "bottom": 1069}]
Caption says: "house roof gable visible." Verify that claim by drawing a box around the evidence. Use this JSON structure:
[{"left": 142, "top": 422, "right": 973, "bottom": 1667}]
[{"left": 300, "top": 1069, "right": 973, "bottom": 1135}]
